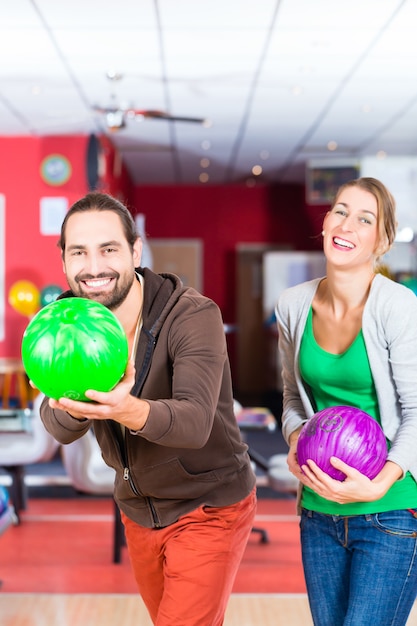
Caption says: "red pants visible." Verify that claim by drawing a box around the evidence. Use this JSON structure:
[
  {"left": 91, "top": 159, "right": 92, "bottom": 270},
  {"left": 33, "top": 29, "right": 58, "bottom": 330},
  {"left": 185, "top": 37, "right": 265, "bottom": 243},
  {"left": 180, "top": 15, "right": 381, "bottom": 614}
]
[{"left": 121, "top": 487, "right": 257, "bottom": 626}]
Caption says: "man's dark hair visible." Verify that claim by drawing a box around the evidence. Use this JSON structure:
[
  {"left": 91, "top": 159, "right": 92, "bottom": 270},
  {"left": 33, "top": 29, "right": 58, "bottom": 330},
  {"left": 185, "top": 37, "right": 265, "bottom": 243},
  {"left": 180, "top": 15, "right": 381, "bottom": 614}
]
[{"left": 58, "top": 192, "right": 138, "bottom": 252}]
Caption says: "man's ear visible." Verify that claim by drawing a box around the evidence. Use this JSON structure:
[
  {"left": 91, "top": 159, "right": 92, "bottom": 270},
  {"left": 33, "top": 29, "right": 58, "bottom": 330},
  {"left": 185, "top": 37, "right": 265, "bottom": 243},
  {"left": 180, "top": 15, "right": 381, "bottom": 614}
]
[{"left": 133, "top": 237, "right": 143, "bottom": 267}]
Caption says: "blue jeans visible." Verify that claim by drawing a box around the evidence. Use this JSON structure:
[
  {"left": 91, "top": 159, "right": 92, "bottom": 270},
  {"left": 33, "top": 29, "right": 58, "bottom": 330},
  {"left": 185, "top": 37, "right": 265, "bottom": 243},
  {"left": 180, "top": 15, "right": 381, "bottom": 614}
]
[{"left": 300, "top": 508, "right": 417, "bottom": 626}]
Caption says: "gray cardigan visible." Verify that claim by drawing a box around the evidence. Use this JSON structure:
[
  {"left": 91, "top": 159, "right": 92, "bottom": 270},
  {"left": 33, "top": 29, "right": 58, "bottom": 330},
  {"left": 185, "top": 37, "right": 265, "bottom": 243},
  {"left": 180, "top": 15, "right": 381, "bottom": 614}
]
[{"left": 276, "top": 273, "right": 417, "bottom": 482}]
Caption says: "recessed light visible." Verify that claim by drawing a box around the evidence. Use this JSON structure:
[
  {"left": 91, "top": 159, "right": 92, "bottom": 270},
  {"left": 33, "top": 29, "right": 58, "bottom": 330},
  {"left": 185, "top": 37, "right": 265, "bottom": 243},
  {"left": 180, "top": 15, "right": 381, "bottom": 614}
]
[
  {"left": 327, "top": 141, "right": 338, "bottom": 151},
  {"left": 106, "top": 69, "right": 123, "bottom": 81}
]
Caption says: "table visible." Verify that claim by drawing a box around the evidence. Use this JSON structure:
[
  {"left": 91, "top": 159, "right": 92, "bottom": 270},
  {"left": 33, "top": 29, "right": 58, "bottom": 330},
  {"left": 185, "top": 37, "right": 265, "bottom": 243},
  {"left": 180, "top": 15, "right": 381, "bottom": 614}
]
[{"left": 0, "top": 358, "right": 33, "bottom": 409}]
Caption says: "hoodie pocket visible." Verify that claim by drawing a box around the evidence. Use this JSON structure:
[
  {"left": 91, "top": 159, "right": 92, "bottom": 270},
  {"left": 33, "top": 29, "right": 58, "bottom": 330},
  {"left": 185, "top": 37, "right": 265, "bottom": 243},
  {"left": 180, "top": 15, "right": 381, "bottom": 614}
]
[{"left": 132, "top": 456, "right": 221, "bottom": 499}]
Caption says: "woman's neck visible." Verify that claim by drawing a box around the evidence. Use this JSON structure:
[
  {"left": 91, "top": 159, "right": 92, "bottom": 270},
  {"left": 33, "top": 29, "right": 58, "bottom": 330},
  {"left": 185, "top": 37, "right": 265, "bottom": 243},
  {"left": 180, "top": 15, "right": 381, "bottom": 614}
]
[{"left": 321, "top": 265, "right": 375, "bottom": 314}]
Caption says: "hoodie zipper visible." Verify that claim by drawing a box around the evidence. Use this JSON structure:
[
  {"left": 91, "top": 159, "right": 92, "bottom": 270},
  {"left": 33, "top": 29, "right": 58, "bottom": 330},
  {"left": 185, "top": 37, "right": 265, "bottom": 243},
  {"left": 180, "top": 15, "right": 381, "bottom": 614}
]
[
  {"left": 122, "top": 464, "right": 161, "bottom": 528},
  {"left": 115, "top": 274, "right": 164, "bottom": 528},
  {"left": 109, "top": 424, "right": 161, "bottom": 528}
]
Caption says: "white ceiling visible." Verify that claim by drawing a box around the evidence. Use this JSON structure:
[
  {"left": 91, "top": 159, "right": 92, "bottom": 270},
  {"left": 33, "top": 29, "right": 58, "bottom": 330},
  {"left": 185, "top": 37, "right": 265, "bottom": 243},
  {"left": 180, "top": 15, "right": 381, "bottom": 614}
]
[{"left": 2, "top": 0, "right": 417, "bottom": 186}]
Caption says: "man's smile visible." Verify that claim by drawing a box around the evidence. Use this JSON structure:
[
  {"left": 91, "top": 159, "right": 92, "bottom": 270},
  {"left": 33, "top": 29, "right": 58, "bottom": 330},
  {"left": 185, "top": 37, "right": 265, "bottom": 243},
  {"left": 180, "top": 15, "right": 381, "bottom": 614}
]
[{"left": 83, "top": 278, "right": 114, "bottom": 288}]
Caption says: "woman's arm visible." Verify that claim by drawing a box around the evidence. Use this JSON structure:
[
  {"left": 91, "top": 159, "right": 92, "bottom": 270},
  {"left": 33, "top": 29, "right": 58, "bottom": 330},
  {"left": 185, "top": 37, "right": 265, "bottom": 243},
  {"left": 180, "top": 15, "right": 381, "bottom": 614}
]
[{"left": 275, "top": 295, "right": 310, "bottom": 444}]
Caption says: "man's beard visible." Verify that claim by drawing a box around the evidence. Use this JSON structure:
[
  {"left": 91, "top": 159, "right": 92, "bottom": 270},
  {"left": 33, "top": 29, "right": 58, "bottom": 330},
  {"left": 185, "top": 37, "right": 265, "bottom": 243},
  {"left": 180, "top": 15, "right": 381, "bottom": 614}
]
[{"left": 69, "top": 271, "right": 135, "bottom": 311}]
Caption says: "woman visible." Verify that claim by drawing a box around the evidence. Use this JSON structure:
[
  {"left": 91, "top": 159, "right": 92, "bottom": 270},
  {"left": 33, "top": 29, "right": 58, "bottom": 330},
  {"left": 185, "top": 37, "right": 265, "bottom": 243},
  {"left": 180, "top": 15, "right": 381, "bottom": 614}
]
[{"left": 276, "top": 177, "right": 417, "bottom": 626}]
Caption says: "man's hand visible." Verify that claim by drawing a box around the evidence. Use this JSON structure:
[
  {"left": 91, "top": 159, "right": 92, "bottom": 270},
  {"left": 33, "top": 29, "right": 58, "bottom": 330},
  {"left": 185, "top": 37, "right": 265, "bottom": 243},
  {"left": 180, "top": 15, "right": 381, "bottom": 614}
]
[{"left": 48, "top": 360, "right": 150, "bottom": 432}]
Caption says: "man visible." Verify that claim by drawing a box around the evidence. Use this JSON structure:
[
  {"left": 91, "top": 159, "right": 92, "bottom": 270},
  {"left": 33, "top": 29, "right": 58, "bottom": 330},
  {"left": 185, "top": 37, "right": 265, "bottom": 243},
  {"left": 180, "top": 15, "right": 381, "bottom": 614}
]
[{"left": 40, "top": 192, "right": 257, "bottom": 626}]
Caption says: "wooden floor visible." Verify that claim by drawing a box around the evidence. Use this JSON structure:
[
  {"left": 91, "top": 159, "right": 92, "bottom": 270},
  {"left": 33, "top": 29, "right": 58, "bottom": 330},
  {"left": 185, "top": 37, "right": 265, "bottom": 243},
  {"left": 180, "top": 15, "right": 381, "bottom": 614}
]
[
  {"left": 3, "top": 593, "right": 417, "bottom": 626},
  {"left": 0, "top": 593, "right": 313, "bottom": 626}
]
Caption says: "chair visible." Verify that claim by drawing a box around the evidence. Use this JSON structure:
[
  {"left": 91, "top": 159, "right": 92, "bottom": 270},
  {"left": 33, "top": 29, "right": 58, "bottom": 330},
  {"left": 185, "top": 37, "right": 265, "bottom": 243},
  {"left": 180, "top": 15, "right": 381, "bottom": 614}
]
[
  {"left": 234, "top": 401, "right": 279, "bottom": 543},
  {"left": 234, "top": 402, "right": 298, "bottom": 543},
  {"left": 60, "top": 430, "right": 125, "bottom": 564},
  {"left": 0, "top": 393, "right": 60, "bottom": 520},
  {"left": 267, "top": 454, "right": 299, "bottom": 494},
  {"left": 0, "top": 486, "right": 17, "bottom": 536},
  {"left": 0, "top": 485, "right": 17, "bottom": 590}
]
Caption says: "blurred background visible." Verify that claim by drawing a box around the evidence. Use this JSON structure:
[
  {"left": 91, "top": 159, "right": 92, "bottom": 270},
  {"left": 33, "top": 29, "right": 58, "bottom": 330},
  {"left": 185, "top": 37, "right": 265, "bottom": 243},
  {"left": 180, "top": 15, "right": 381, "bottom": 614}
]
[{"left": 2, "top": 0, "right": 417, "bottom": 403}]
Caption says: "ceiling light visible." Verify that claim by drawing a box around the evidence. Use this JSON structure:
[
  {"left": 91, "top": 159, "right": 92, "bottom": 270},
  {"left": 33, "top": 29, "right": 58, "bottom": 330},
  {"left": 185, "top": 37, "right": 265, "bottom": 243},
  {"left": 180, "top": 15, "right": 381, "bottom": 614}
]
[
  {"left": 105, "top": 110, "right": 125, "bottom": 131},
  {"left": 252, "top": 165, "right": 263, "bottom": 176},
  {"left": 106, "top": 69, "right": 123, "bottom": 81},
  {"left": 259, "top": 150, "right": 270, "bottom": 160},
  {"left": 327, "top": 141, "right": 338, "bottom": 151},
  {"left": 201, "top": 140, "right": 211, "bottom": 150},
  {"left": 299, "top": 65, "right": 315, "bottom": 74},
  {"left": 199, "top": 172, "right": 209, "bottom": 183},
  {"left": 200, "top": 158, "right": 210, "bottom": 168},
  {"left": 377, "top": 150, "right": 387, "bottom": 159}
]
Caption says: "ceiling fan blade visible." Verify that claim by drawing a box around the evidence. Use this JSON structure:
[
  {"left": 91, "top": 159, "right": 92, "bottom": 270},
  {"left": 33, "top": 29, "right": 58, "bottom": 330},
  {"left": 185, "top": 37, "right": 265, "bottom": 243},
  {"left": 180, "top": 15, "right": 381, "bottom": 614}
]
[
  {"left": 130, "top": 109, "right": 207, "bottom": 124},
  {"left": 93, "top": 104, "right": 208, "bottom": 130}
]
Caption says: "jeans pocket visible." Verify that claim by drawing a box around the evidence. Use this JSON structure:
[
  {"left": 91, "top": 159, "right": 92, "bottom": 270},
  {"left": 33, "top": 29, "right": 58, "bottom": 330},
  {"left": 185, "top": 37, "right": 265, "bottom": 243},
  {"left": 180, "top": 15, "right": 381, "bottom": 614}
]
[{"left": 372, "top": 509, "right": 417, "bottom": 537}]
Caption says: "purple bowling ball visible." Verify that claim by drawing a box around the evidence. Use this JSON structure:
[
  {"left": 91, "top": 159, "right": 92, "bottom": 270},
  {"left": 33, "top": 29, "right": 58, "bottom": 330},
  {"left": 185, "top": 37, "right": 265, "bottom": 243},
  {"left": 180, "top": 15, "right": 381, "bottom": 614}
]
[{"left": 296, "top": 405, "right": 387, "bottom": 481}]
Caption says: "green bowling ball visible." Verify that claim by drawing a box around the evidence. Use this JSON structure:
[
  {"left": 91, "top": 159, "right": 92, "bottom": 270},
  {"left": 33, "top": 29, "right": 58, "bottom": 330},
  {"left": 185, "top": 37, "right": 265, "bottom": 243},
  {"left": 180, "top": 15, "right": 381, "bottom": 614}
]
[{"left": 21, "top": 297, "right": 129, "bottom": 401}]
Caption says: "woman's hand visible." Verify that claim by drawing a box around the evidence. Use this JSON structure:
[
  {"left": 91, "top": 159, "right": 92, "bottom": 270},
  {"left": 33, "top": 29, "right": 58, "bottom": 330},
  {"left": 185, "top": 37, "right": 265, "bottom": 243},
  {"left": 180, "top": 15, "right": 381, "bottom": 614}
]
[
  {"left": 298, "top": 457, "right": 403, "bottom": 504},
  {"left": 287, "top": 429, "right": 305, "bottom": 481}
]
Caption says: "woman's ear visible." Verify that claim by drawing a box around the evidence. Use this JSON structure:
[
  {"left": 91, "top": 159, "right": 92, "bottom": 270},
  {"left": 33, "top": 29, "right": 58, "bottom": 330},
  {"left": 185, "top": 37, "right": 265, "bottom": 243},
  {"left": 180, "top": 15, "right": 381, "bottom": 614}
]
[
  {"left": 322, "top": 211, "right": 330, "bottom": 235},
  {"left": 374, "top": 235, "right": 390, "bottom": 259}
]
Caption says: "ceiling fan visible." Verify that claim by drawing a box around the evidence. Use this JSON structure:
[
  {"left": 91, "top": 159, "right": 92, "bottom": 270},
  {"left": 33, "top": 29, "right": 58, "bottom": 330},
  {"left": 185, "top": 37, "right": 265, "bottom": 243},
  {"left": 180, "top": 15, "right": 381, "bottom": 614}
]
[
  {"left": 93, "top": 70, "right": 209, "bottom": 132},
  {"left": 92, "top": 104, "right": 209, "bottom": 132}
]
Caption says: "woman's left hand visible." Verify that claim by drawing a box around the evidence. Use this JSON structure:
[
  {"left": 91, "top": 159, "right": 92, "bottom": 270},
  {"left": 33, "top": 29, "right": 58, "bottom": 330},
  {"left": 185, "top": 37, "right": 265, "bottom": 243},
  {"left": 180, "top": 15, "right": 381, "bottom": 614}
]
[{"left": 299, "top": 457, "right": 392, "bottom": 503}]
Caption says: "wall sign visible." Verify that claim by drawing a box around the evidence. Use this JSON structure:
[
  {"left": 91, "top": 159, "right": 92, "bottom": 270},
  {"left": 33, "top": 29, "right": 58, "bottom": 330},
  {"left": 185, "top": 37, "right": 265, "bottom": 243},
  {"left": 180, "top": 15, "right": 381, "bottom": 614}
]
[
  {"left": 40, "top": 154, "right": 72, "bottom": 186},
  {"left": 40, "top": 197, "right": 69, "bottom": 235}
]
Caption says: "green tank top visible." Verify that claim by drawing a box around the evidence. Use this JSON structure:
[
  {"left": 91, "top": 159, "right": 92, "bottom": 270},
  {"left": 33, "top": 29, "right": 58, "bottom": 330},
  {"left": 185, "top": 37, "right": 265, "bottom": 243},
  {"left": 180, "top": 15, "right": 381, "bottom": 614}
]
[{"left": 299, "top": 306, "right": 417, "bottom": 515}]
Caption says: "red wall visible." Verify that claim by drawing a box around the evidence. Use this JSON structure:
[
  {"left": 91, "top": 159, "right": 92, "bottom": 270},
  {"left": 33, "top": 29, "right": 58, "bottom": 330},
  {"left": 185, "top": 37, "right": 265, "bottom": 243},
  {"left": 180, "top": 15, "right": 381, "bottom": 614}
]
[
  {"left": 0, "top": 136, "right": 327, "bottom": 357},
  {"left": 134, "top": 183, "right": 324, "bottom": 323},
  {"left": 0, "top": 135, "right": 133, "bottom": 357}
]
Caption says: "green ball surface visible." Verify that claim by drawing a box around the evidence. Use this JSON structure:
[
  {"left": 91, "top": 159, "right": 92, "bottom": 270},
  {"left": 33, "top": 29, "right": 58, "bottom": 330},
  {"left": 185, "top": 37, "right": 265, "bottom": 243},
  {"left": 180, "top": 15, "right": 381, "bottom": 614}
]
[{"left": 21, "top": 297, "right": 129, "bottom": 401}]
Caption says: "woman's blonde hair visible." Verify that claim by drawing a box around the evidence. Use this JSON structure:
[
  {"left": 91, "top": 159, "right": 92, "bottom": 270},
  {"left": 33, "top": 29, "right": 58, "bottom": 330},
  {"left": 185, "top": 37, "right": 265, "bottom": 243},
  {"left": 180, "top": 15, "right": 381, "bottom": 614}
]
[{"left": 331, "top": 177, "right": 397, "bottom": 260}]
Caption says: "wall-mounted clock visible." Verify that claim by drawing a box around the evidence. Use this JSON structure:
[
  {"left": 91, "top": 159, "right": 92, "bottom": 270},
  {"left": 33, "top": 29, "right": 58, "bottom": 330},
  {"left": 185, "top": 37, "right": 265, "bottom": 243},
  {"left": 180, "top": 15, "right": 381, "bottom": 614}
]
[{"left": 40, "top": 154, "right": 72, "bottom": 186}]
